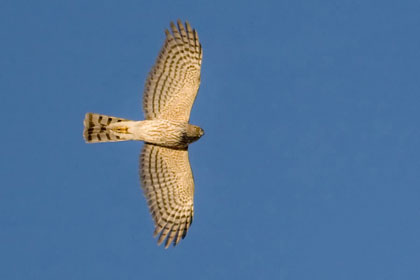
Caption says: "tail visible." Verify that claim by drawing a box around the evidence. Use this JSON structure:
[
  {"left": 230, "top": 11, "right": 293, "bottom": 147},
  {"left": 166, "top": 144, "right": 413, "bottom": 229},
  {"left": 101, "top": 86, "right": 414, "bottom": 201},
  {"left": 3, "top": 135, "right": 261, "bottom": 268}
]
[{"left": 83, "top": 113, "right": 132, "bottom": 143}]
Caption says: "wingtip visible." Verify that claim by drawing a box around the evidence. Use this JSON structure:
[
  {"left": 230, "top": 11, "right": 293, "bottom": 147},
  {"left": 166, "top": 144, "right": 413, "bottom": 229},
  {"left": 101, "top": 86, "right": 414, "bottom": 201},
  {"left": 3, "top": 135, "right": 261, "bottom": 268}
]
[
  {"left": 164, "top": 238, "right": 171, "bottom": 249},
  {"left": 170, "top": 21, "right": 176, "bottom": 29}
]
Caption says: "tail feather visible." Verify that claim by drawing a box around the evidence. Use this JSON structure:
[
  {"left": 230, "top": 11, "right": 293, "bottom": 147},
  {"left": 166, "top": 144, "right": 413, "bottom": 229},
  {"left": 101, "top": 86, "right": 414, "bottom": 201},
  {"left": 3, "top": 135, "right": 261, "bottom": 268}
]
[{"left": 83, "top": 113, "right": 130, "bottom": 143}]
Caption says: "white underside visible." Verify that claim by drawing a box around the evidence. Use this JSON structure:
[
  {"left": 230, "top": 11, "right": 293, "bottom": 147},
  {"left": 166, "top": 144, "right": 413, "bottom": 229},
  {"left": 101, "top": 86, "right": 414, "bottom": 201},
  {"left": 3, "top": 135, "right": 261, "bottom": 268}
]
[{"left": 108, "top": 119, "right": 186, "bottom": 147}]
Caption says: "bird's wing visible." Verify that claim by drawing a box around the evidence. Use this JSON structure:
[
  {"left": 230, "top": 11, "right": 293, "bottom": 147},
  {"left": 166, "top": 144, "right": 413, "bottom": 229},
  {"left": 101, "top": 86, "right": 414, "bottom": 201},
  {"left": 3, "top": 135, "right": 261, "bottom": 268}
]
[
  {"left": 139, "top": 144, "right": 194, "bottom": 248},
  {"left": 142, "top": 20, "right": 202, "bottom": 122}
]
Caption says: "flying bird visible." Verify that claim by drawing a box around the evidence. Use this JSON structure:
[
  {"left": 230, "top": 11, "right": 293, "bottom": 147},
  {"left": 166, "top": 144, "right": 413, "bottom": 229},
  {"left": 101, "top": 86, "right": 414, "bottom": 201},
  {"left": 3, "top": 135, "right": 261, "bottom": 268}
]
[{"left": 83, "top": 20, "right": 203, "bottom": 248}]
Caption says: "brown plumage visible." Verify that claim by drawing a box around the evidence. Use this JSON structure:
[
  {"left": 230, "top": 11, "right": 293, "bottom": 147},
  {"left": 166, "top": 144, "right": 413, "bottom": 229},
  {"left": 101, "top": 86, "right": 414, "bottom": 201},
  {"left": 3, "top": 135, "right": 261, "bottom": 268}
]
[{"left": 83, "top": 20, "right": 203, "bottom": 248}]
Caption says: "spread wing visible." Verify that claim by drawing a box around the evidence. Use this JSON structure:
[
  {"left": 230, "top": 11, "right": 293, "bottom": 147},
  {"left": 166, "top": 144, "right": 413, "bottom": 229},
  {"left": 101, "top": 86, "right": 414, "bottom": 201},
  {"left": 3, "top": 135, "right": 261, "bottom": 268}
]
[
  {"left": 139, "top": 144, "right": 194, "bottom": 248},
  {"left": 142, "top": 20, "right": 202, "bottom": 122}
]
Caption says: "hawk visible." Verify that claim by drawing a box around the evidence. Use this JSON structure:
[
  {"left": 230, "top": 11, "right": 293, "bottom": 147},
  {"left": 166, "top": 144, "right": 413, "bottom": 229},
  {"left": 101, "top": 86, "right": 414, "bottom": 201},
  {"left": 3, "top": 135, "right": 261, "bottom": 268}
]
[{"left": 83, "top": 20, "right": 203, "bottom": 248}]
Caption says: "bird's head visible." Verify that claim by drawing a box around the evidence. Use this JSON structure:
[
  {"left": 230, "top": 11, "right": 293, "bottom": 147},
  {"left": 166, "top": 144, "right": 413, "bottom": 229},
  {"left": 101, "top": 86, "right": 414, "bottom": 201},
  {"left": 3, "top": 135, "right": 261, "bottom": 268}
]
[{"left": 184, "top": 124, "right": 204, "bottom": 144}]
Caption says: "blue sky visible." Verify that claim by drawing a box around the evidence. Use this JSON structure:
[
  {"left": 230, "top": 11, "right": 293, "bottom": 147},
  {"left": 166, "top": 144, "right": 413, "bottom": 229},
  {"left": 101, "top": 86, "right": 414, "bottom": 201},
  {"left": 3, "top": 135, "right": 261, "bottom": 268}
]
[{"left": 1, "top": 0, "right": 420, "bottom": 279}]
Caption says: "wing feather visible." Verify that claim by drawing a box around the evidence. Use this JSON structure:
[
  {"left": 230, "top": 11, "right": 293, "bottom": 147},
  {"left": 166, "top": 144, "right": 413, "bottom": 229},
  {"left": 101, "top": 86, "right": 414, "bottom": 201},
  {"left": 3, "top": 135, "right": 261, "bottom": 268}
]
[
  {"left": 140, "top": 144, "right": 195, "bottom": 248},
  {"left": 143, "top": 20, "right": 202, "bottom": 122}
]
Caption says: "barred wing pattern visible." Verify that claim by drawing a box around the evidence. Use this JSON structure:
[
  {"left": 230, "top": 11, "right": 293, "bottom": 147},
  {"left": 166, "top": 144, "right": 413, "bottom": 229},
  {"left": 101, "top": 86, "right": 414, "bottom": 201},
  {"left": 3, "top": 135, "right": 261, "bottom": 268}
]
[
  {"left": 140, "top": 144, "right": 194, "bottom": 248},
  {"left": 143, "top": 20, "right": 202, "bottom": 122}
]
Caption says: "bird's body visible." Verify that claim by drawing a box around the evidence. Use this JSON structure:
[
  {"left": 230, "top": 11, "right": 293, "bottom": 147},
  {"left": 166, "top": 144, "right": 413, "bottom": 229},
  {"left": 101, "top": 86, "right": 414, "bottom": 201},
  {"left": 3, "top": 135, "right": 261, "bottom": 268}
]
[
  {"left": 84, "top": 113, "right": 203, "bottom": 148},
  {"left": 83, "top": 20, "right": 203, "bottom": 248}
]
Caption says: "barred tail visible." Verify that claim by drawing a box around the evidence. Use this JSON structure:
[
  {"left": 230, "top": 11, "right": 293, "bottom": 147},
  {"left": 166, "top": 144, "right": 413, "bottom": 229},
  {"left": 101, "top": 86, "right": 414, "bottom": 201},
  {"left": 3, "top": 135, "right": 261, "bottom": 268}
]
[{"left": 83, "top": 113, "right": 131, "bottom": 143}]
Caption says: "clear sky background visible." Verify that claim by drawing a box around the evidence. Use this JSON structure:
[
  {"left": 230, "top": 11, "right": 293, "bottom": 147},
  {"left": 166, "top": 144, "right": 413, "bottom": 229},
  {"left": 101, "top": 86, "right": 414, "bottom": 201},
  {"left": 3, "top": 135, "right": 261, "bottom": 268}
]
[{"left": 1, "top": 0, "right": 420, "bottom": 279}]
